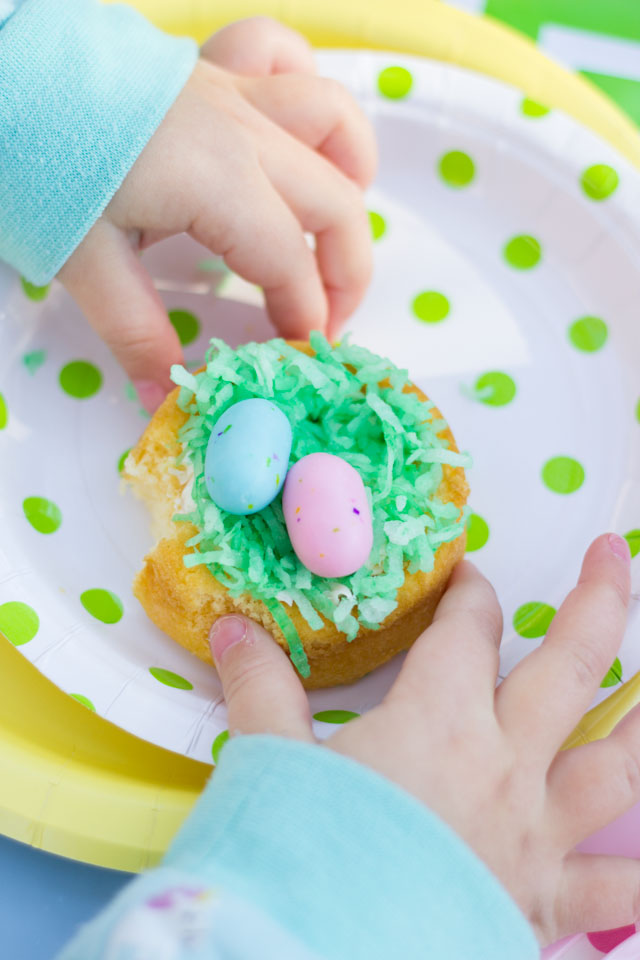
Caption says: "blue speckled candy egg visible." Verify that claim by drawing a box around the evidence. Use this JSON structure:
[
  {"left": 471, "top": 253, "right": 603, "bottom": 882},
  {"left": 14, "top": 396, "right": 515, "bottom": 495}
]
[{"left": 204, "top": 399, "right": 292, "bottom": 515}]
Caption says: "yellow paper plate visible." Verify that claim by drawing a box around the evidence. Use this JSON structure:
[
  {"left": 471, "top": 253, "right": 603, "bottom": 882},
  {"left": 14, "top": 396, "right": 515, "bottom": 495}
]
[
  {"left": 564, "top": 670, "right": 640, "bottom": 750},
  {"left": 0, "top": 637, "right": 209, "bottom": 871},
  {"left": 2, "top": 0, "right": 639, "bottom": 872}
]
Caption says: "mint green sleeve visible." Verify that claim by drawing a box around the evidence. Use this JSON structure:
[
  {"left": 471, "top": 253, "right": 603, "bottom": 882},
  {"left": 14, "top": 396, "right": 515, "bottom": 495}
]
[
  {"left": 57, "top": 735, "right": 539, "bottom": 960},
  {"left": 0, "top": 0, "right": 198, "bottom": 284}
]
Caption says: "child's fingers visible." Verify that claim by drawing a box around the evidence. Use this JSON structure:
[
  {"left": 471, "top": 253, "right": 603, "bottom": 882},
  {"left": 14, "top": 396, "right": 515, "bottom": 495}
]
[
  {"left": 58, "top": 221, "right": 182, "bottom": 411},
  {"left": 189, "top": 163, "right": 328, "bottom": 339},
  {"left": 552, "top": 853, "right": 640, "bottom": 942},
  {"left": 387, "top": 561, "right": 502, "bottom": 714},
  {"left": 258, "top": 133, "right": 372, "bottom": 330},
  {"left": 547, "top": 704, "right": 640, "bottom": 848},
  {"left": 201, "top": 17, "right": 316, "bottom": 77},
  {"left": 210, "top": 615, "right": 315, "bottom": 741},
  {"left": 239, "top": 74, "right": 377, "bottom": 188},
  {"left": 315, "top": 208, "right": 373, "bottom": 334},
  {"left": 496, "top": 535, "right": 630, "bottom": 761}
]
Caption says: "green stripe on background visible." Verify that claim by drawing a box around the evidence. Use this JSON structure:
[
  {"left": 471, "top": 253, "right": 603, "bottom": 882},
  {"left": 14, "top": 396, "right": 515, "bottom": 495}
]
[
  {"left": 485, "top": 0, "right": 640, "bottom": 42},
  {"left": 481, "top": 0, "right": 640, "bottom": 128},
  {"left": 580, "top": 71, "right": 640, "bottom": 127}
]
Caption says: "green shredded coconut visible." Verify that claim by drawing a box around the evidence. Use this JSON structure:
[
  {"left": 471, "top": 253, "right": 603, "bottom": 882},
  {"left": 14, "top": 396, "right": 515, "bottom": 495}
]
[
  {"left": 170, "top": 365, "right": 198, "bottom": 393},
  {"left": 263, "top": 597, "right": 310, "bottom": 677},
  {"left": 359, "top": 596, "right": 398, "bottom": 624},
  {"left": 171, "top": 334, "right": 470, "bottom": 676}
]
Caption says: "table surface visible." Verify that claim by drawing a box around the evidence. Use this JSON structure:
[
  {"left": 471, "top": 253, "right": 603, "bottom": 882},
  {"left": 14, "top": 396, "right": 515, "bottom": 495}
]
[
  {"left": 3, "top": 2, "right": 640, "bottom": 958},
  {"left": 0, "top": 835, "right": 129, "bottom": 959}
]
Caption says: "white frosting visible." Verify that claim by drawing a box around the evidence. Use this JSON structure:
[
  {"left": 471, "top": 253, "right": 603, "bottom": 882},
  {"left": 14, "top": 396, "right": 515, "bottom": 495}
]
[
  {"left": 170, "top": 458, "right": 196, "bottom": 513},
  {"left": 276, "top": 590, "right": 294, "bottom": 606},
  {"left": 329, "top": 584, "right": 355, "bottom": 607}
]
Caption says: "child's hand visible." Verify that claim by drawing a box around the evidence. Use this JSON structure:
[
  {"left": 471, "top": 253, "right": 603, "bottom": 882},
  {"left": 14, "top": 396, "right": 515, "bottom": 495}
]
[
  {"left": 58, "top": 18, "right": 376, "bottom": 411},
  {"left": 209, "top": 533, "right": 639, "bottom": 945}
]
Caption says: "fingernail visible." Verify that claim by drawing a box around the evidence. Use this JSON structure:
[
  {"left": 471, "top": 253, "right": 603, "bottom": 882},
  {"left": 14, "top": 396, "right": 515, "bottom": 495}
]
[
  {"left": 209, "top": 616, "right": 248, "bottom": 663},
  {"left": 133, "top": 380, "right": 166, "bottom": 415},
  {"left": 608, "top": 533, "right": 631, "bottom": 562}
]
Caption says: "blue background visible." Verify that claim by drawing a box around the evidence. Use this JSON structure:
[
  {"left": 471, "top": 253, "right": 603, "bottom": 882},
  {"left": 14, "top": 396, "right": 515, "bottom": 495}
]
[{"left": 0, "top": 836, "right": 129, "bottom": 959}]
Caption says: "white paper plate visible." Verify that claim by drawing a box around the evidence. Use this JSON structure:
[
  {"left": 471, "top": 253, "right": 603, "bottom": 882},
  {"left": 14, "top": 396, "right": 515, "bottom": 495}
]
[{"left": 1, "top": 50, "right": 639, "bottom": 766}]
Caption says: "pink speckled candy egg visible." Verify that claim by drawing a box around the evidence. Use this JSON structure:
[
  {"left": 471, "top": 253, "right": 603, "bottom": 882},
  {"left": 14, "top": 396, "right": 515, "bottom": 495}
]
[{"left": 283, "top": 452, "right": 373, "bottom": 578}]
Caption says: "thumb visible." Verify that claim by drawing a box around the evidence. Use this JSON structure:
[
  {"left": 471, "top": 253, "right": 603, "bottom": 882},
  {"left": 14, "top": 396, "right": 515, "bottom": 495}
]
[
  {"left": 59, "top": 220, "right": 183, "bottom": 413},
  {"left": 209, "top": 615, "right": 314, "bottom": 741}
]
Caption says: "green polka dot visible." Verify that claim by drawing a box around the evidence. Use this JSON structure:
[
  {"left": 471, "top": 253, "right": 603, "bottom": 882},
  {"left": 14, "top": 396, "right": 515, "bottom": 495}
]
[
  {"left": 20, "top": 277, "right": 50, "bottom": 302},
  {"left": 503, "top": 235, "right": 542, "bottom": 270},
  {"left": 438, "top": 150, "right": 475, "bottom": 188},
  {"left": 169, "top": 309, "right": 200, "bottom": 347},
  {"left": 542, "top": 456, "right": 585, "bottom": 494},
  {"left": 313, "top": 709, "right": 360, "bottom": 724},
  {"left": 149, "top": 667, "right": 193, "bottom": 690},
  {"left": 466, "top": 513, "right": 489, "bottom": 552},
  {"left": 70, "top": 693, "right": 96, "bottom": 711},
  {"left": 23, "top": 496, "right": 62, "bottom": 534},
  {"left": 368, "top": 211, "right": 386, "bottom": 241},
  {"left": 117, "top": 449, "right": 131, "bottom": 474},
  {"left": 601, "top": 657, "right": 623, "bottom": 688},
  {"left": 623, "top": 529, "right": 640, "bottom": 559},
  {"left": 0, "top": 601, "right": 39, "bottom": 646},
  {"left": 197, "top": 258, "right": 229, "bottom": 275},
  {"left": 521, "top": 98, "right": 550, "bottom": 118},
  {"left": 377, "top": 66, "right": 413, "bottom": 100},
  {"left": 22, "top": 349, "right": 47, "bottom": 375},
  {"left": 412, "top": 291, "right": 450, "bottom": 324},
  {"left": 80, "top": 588, "right": 123, "bottom": 624},
  {"left": 568, "top": 316, "right": 608, "bottom": 352},
  {"left": 59, "top": 361, "right": 102, "bottom": 399},
  {"left": 211, "top": 729, "right": 230, "bottom": 764},
  {"left": 0, "top": 393, "right": 7, "bottom": 430},
  {"left": 513, "top": 601, "right": 556, "bottom": 639},
  {"left": 581, "top": 164, "right": 619, "bottom": 201},
  {"left": 474, "top": 372, "right": 516, "bottom": 406}
]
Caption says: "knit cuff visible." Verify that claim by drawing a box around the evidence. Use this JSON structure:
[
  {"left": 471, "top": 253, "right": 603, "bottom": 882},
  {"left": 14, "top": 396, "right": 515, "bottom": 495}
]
[{"left": 0, "top": 0, "right": 197, "bottom": 282}]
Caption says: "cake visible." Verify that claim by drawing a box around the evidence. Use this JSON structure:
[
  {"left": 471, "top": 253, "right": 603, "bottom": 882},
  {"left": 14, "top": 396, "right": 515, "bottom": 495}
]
[{"left": 124, "top": 334, "right": 470, "bottom": 689}]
